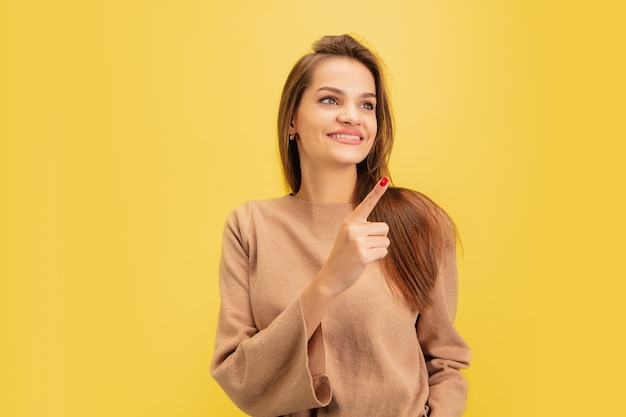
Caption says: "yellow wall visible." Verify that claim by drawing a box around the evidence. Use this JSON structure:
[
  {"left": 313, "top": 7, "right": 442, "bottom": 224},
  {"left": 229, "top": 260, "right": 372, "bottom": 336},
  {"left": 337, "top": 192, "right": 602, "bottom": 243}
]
[{"left": 2, "top": 1, "right": 624, "bottom": 416}]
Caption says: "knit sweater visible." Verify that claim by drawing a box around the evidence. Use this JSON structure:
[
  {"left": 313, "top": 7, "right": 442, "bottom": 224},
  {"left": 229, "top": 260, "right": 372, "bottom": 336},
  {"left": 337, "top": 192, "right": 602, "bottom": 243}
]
[{"left": 211, "top": 195, "right": 471, "bottom": 417}]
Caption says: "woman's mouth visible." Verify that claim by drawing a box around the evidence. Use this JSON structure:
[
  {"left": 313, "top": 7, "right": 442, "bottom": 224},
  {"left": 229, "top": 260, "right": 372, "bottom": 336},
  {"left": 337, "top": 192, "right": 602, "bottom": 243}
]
[{"left": 327, "top": 133, "right": 362, "bottom": 141}]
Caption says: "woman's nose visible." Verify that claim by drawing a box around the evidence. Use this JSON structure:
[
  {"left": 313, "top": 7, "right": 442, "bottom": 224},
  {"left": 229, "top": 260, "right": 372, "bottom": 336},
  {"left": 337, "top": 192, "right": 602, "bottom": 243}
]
[{"left": 337, "top": 104, "right": 361, "bottom": 125}]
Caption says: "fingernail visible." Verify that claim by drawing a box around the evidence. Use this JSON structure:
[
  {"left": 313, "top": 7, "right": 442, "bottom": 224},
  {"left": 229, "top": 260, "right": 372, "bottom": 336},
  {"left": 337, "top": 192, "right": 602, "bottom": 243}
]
[{"left": 379, "top": 177, "right": 389, "bottom": 187}]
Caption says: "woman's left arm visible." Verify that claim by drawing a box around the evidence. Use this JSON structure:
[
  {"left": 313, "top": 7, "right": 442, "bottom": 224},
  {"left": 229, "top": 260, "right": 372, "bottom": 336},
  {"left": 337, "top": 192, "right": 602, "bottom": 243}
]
[{"left": 416, "top": 243, "right": 471, "bottom": 417}]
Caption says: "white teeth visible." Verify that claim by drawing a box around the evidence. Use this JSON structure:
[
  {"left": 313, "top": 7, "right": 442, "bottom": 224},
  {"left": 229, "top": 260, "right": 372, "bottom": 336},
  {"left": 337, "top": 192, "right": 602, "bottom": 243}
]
[{"left": 329, "top": 134, "right": 361, "bottom": 141}]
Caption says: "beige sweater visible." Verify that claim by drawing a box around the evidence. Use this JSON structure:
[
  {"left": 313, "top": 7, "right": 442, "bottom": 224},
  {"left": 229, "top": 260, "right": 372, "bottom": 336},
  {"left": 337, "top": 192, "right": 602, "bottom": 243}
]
[{"left": 211, "top": 196, "right": 471, "bottom": 417}]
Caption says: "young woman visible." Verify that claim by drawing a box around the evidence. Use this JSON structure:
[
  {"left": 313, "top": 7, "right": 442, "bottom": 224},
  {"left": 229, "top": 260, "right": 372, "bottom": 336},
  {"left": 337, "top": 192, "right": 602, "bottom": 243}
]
[{"left": 211, "top": 34, "right": 471, "bottom": 417}]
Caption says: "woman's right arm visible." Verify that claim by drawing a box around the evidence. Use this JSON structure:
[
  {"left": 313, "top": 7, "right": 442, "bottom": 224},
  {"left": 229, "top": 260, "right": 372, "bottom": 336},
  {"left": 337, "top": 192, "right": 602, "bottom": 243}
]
[
  {"left": 211, "top": 180, "right": 389, "bottom": 415},
  {"left": 300, "top": 179, "right": 390, "bottom": 339},
  {"left": 211, "top": 206, "right": 332, "bottom": 417}
]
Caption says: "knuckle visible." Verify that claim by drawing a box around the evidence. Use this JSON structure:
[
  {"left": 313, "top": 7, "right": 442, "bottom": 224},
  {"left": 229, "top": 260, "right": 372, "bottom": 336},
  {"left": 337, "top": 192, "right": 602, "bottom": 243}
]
[
  {"left": 341, "top": 222, "right": 352, "bottom": 235},
  {"left": 374, "top": 248, "right": 387, "bottom": 260},
  {"left": 346, "top": 224, "right": 361, "bottom": 239}
]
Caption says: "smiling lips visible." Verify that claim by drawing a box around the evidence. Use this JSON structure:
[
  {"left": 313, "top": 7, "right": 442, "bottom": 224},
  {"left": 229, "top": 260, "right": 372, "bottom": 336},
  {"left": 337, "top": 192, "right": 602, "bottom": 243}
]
[{"left": 327, "top": 130, "right": 364, "bottom": 143}]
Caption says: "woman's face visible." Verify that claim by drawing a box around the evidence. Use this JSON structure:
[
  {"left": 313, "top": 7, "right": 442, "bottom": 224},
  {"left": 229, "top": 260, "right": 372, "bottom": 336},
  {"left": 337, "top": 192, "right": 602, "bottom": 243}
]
[{"left": 290, "top": 57, "right": 378, "bottom": 174}]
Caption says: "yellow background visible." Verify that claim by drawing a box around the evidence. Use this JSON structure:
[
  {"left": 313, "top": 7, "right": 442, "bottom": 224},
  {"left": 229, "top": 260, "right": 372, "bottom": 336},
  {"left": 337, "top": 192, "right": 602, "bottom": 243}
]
[{"left": 2, "top": 1, "right": 624, "bottom": 416}]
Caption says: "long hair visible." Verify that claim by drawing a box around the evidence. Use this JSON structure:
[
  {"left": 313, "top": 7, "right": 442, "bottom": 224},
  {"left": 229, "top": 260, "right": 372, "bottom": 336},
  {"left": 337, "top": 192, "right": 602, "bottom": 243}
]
[
  {"left": 369, "top": 187, "right": 458, "bottom": 311},
  {"left": 277, "top": 34, "right": 393, "bottom": 200},
  {"left": 278, "top": 35, "right": 455, "bottom": 312}
]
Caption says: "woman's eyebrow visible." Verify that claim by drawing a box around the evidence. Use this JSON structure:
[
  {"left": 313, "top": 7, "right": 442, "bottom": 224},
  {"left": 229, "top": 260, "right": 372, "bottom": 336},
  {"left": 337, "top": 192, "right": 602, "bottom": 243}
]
[{"left": 316, "top": 86, "right": 376, "bottom": 99}]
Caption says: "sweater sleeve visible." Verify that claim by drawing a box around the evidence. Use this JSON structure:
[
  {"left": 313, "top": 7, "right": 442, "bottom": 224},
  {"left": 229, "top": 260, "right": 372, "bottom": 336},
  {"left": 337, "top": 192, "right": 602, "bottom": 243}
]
[
  {"left": 416, "top": 243, "right": 471, "bottom": 417},
  {"left": 210, "top": 206, "right": 331, "bottom": 417}
]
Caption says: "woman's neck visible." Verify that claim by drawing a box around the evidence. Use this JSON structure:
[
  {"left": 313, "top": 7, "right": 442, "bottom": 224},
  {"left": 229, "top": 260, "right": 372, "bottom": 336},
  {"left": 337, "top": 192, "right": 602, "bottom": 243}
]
[{"left": 294, "top": 165, "right": 357, "bottom": 204}]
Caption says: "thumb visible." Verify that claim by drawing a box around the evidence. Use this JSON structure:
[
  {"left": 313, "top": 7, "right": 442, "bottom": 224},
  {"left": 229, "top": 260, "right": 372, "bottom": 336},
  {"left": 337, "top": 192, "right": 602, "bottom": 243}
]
[{"left": 348, "top": 177, "right": 389, "bottom": 221}]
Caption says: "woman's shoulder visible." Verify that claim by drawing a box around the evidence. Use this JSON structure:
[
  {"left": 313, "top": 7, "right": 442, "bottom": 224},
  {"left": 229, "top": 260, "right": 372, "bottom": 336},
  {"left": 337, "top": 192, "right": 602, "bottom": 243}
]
[
  {"left": 228, "top": 195, "right": 293, "bottom": 215},
  {"left": 225, "top": 195, "right": 296, "bottom": 225},
  {"left": 221, "top": 196, "right": 293, "bottom": 240}
]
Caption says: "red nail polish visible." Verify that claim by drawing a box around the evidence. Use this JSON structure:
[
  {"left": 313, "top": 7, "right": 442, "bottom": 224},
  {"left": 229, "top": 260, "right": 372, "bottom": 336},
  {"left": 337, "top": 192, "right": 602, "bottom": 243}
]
[{"left": 379, "top": 177, "right": 389, "bottom": 187}]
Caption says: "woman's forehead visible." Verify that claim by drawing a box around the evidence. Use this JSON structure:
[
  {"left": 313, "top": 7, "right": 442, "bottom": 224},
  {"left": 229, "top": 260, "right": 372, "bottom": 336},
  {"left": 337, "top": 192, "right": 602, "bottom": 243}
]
[{"left": 308, "top": 57, "right": 376, "bottom": 94}]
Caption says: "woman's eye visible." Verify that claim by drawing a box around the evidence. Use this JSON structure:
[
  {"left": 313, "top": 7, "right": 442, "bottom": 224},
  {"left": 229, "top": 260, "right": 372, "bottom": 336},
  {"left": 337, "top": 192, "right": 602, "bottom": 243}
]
[
  {"left": 320, "top": 97, "right": 338, "bottom": 105},
  {"left": 361, "top": 102, "right": 375, "bottom": 110}
]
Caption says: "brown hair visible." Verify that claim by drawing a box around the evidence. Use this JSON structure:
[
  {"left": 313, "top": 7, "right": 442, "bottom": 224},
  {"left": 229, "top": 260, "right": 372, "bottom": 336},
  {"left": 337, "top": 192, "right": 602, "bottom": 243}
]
[
  {"left": 278, "top": 35, "right": 456, "bottom": 312},
  {"left": 277, "top": 34, "right": 393, "bottom": 200},
  {"left": 369, "top": 187, "right": 458, "bottom": 311}
]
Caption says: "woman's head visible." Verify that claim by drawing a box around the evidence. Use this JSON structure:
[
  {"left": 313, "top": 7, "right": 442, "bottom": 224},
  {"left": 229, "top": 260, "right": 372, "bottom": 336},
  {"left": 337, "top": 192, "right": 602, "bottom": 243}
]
[{"left": 277, "top": 34, "right": 394, "bottom": 202}]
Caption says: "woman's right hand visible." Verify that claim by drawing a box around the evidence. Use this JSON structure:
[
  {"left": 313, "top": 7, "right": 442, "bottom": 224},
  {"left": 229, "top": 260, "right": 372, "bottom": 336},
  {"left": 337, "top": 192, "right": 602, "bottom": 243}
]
[
  {"left": 300, "top": 178, "right": 390, "bottom": 338},
  {"left": 317, "top": 177, "right": 391, "bottom": 294}
]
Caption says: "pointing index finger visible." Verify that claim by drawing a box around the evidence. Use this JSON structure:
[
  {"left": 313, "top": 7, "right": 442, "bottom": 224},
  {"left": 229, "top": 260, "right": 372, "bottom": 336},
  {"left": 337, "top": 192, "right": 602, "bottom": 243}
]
[{"left": 349, "top": 177, "right": 389, "bottom": 221}]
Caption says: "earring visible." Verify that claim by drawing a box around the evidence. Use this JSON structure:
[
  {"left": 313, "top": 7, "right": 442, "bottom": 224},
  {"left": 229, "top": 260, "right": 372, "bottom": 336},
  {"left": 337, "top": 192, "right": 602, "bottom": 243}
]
[{"left": 289, "top": 134, "right": 296, "bottom": 140}]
